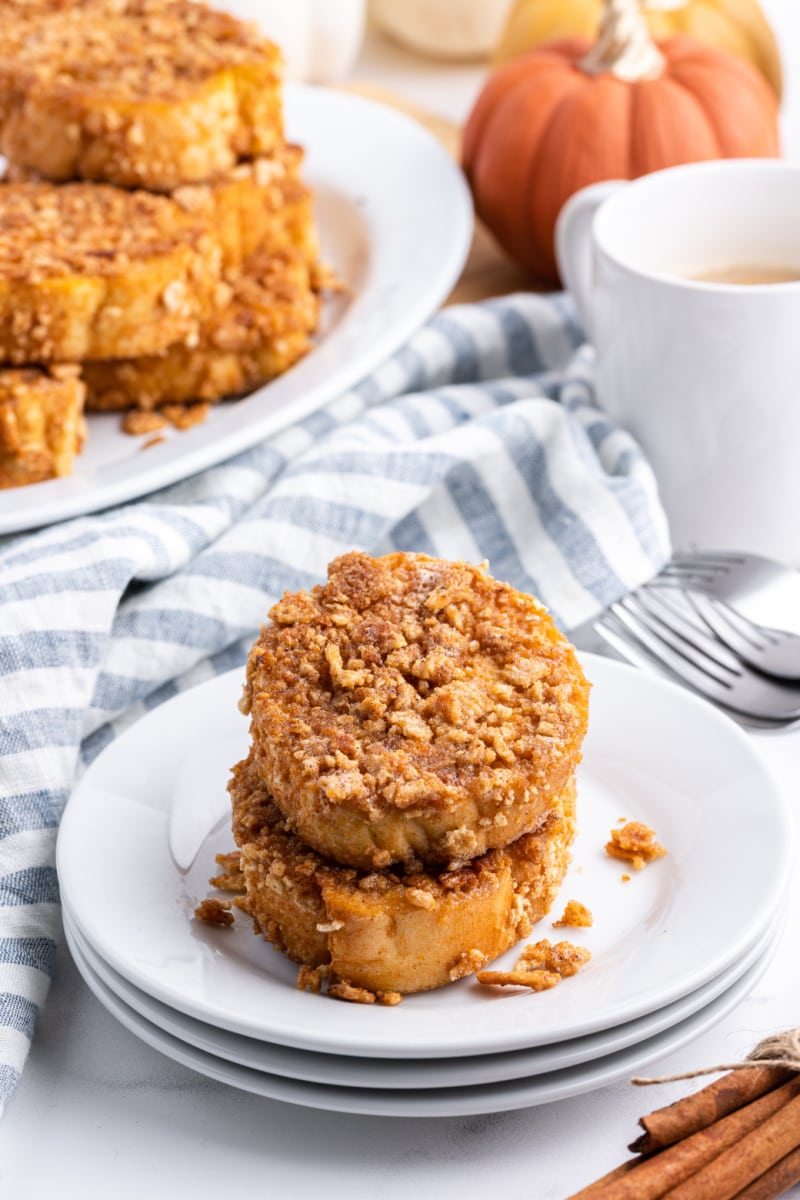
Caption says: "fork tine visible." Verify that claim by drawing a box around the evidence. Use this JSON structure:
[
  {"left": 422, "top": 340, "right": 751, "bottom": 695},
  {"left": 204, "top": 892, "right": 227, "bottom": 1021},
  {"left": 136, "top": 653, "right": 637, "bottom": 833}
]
[
  {"left": 602, "top": 603, "right": 738, "bottom": 702},
  {"left": 689, "top": 594, "right": 771, "bottom": 653},
  {"left": 614, "top": 592, "right": 744, "bottom": 681},
  {"left": 642, "top": 585, "right": 731, "bottom": 638},
  {"left": 592, "top": 614, "right": 799, "bottom": 731},
  {"left": 669, "top": 552, "right": 748, "bottom": 569},
  {"left": 655, "top": 570, "right": 722, "bottom": 586},
  {"left": 710, "top": 599, "right": 782, "bottom": 648}
]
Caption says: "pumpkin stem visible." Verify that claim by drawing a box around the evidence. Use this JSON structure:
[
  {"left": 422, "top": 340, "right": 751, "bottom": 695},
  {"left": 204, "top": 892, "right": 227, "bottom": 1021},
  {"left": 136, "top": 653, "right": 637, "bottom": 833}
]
[{"left": 581, "top": 0, "right": 665, "bottom": 82}]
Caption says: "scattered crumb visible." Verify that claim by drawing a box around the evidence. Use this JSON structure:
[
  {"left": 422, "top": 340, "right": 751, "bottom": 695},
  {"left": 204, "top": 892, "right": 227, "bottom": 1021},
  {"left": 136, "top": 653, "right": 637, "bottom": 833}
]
[
  {"left": 297, "top": 965, "right": 402, "bottom": 1005},
  {"left": 210, "top": 869, "right": 245, "bottom": 892},
  {"left": 209, "top": 851, "right": 245, "bottom": 893},
  {"left": 621, "top": 874, "right": 631, "bottom": 883},
  {"left": 121, "top": 409, "right": 166, "bottom": 436},
  {"left": 376, "top": 990, "right": 403, "bottom": 1007},
  {"left": 605, "top": 821, "right": 667, "bottom": 871},
  {"left": 162, "top": 401, "right": 210, "bottom": 430},
  {"left": 142, "top": 435, "right": 166, "bottom": 449},
  {"left": 297, "top": 964, "right": 328, "bottom": 994},
  {"left": 216, "top": 851, "right": 242, "bottom": 872},
  {"left": 476, "top": 938, "right": 591, "bottom": 991},
  {"left": 521, "top": 940, "right": 591, "bottom": 978},
  {"left": 618, "top": 817, "right": 627, "bottom": 824},
  {"left": 553, "top": 899, "right": 593, "bottom": 929},
  {"left": 327, "top": 980, "right": 403, "bottom": 1006},
  {"left": 476, "top": 967, "right": 561, "bottom": 991},
  {"left": 193, "top": 897, "right": 234, "bottom": 927}
]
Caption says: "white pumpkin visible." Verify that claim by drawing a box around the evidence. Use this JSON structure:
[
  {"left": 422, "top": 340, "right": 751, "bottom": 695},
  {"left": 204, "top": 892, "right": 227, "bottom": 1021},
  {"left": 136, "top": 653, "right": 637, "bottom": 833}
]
[
  {"left": 371, "top": 0, "right": 515, "bottom": 60},
  {"left": 214, "top": 0, "right": 366, "bottom": 82}
]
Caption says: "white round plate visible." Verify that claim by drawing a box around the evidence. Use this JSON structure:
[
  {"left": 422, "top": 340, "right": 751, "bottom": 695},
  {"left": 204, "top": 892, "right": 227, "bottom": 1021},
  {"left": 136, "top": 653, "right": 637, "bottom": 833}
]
[
  {"left": 63, "top": 920, "right": 776, "bottom": 1118},
  {"left": 0, "top": 85, "right": 472, "bottom": 535},
  {"left": 56, "top": 654, "right": 793, "bottom": 1058},
  {"left": 62, "top": 906, "right": 783, "bottom": 1090}
]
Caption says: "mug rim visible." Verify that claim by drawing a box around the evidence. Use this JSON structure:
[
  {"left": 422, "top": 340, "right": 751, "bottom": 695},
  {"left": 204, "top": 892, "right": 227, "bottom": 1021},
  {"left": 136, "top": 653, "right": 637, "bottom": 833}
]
[{"left": 592, "top": 158, "right": 800, "bottom": 293}]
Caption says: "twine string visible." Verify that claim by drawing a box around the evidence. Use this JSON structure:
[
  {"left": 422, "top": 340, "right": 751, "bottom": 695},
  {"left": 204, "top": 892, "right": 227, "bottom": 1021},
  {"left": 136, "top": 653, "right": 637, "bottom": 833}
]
[{"left": 632, "top": 1028, "right": 800, "bottom": 1086}]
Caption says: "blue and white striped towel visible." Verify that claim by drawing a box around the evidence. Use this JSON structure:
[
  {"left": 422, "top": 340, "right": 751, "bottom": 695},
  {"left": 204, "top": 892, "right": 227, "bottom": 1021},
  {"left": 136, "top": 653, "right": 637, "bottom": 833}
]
[{"left": 0, "top": 292, "right": 670, "bottom": 1112}]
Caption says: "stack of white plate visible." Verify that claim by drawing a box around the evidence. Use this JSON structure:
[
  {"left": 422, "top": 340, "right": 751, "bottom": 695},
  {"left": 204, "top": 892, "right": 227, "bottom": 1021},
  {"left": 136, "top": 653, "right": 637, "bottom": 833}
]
[{"left": 57, "top": 654, "right": 791, "bottom": 1118}]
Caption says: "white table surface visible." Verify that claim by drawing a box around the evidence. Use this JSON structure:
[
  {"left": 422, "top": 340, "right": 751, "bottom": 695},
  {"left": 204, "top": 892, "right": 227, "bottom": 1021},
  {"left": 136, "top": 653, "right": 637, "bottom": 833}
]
[{"left": 3, "top": 6, "right": 800, "bottom": 1196}]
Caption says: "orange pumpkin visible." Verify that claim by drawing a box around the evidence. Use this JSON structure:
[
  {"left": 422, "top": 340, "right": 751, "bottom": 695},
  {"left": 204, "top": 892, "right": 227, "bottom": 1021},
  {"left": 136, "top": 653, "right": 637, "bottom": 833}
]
[{"left": 462, "top": 0, "right": 780, "bottom": 284}]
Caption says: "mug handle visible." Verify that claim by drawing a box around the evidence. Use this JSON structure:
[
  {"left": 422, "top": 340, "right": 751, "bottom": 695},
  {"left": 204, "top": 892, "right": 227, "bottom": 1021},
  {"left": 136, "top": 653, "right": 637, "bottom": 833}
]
[{"left": 555, "top": 181, "right": 625, "bottom": 339}]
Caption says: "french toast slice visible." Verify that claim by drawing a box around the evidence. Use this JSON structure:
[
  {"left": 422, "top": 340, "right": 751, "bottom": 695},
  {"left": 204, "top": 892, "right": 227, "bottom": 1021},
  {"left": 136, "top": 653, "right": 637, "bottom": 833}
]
[
  {"left": 0, "top": 181, "right": 222, "bottom": 363},
  {"left": 242, "top": 552, "right": 591, "bottom": 871},
  {"left": 82, "top": 250, "right": 320, "bottom": 411},
  {"left": 7, "top": 143, "right": 318, "bottom": 274},
  {"left": 228, "top": 752, "right": 576, "bottom": 998},
  {"left": 170, "top": 145, "right": 318, "bottom": 271},
  {"left": 0, "top": 0, "right": 283, "bottom": 191},
  {"left": 0, "top": 365, "right": 85, "bottom": 488}
]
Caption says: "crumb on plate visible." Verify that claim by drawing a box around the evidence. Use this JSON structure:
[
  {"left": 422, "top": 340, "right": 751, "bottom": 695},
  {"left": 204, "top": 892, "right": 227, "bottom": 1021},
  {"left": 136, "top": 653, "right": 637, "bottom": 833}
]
[
  {"left": 553, "top": 899, "right": 593, "bottom": 928},
  {"left": 605, "top": 821, "right": 666, "bottom": 871},
  {"left": 475, "top": 938, "right": 590, "bottom": 991},
  {"left": 193, "top": 897, "right": 234, "bottom": 927}
]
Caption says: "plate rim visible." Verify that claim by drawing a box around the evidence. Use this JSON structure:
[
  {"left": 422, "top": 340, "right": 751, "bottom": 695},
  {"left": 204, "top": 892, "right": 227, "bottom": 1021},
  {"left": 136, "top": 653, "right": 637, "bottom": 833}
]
[
  {"left": 62, "top": 902, "right": 784, "bottom": 1090},
  {"left": 63, "top": 916, "right": 778, "bottom": 1118},
  {"left": 0, "top": 84, "right": 473, "bottom": 535},
  {"left": 56, "top": 653, "right": 794, "bottom": 1058}
]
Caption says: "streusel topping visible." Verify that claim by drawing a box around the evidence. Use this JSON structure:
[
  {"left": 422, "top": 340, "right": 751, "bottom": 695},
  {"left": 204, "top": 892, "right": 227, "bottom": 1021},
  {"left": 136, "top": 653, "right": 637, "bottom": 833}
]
[
  {"left": 0, "top": 182, "right": 213, "bottom": 280},
  {"left": 0, "top": 0, "right": 280, "bottom": 100}
]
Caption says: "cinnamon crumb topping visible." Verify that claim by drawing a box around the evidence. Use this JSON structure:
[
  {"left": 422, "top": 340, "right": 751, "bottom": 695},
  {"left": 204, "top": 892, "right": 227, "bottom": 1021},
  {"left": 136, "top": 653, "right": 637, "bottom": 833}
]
[
  {"left": 553, "top": 899, "right": 593, "bottom": 928},
  {"left": 606, "top": 821, "right": 666, "bottom": 871},
  {"left": 193, "top": 897, "right": 234, "bottom": 927},
  {"left": 476, "top": 938, "right": 591, "bottom": 991},
  {"left": 0, "top": 0, "right": 280, "bottom": 102},
  {"left": 121, "top": 410, "right": 166, "bottom": 436},
  {"left": 245, "top": 551, "right": 590, "bottom": 869},
  {"left": 0, "top": 182, "right": 212, "bottom": 279}
]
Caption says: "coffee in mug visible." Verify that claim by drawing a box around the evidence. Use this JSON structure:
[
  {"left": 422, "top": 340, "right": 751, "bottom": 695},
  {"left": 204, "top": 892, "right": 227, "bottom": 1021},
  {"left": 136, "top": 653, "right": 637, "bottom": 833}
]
[{"left": 683, "top": 265, "right": 800, "bottom": 286}]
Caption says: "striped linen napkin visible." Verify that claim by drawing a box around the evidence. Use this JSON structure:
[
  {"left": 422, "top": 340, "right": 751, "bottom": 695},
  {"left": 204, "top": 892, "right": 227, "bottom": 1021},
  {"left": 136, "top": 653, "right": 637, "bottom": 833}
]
[{"left": 0, "top": 292, "right": 670, "bottom": 1112}]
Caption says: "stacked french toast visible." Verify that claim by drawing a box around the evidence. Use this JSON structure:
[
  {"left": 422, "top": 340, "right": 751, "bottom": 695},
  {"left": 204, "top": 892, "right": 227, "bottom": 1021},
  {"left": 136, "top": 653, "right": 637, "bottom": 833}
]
[
  {"left": 0, "top": 0, "right": 320, "bottom": 489},
  {"left": 216, "top": 552, "right": 591, "bottom": 1002}
]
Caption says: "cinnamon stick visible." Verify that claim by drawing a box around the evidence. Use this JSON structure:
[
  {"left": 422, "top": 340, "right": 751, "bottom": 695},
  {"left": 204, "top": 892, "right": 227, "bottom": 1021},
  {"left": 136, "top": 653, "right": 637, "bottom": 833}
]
[
  {"left": 661, "top": 1092, "right": 800, "bottom": 1199},
  {"left": 733, "top": 1144, "right": 800, "bottom": 1200},
  {"left": 566, "top": 1077, "right": 800, "bottom": 1200},
  {"left": 630, "top": 1066, "right": 793, "bottom": 1154}
]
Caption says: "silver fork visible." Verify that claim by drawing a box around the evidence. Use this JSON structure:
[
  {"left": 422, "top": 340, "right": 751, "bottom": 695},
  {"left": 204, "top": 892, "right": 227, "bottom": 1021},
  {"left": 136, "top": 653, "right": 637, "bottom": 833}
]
[
  {"left": 591, "top": 614, "right": 796, "bottom": 732},
  {"left": 593, "top": 588, "right": 800, "bottom": 725},
  {"left": 657, "top": 551, "right": 800, "bottom": 637},
  {"left": 687, "top": 592, "right": 800, "bottom": 680}
]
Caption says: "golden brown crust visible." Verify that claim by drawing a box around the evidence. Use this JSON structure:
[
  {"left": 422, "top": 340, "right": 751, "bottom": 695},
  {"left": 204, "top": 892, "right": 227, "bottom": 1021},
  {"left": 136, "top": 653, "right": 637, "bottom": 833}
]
[
  {"left": 171, "top": 145, "right": 317, "bottom": 270},
  {"left": 82, "top": 250, "right": 320, "bottom": 411},
  {"left": 7, "top": 143, "right": 318, "bottom": 273},
  {"left": 0, "top": 181, "right": 222, "bottom": 362},
  {"left": 0, "top": 365, "right": 85, "bottom": 488},
  {"left": 229, "top": 752, "right": 577, "bottom": 996},
  {"left": 243, "top": 552, "right": 590, "bottom": 870},
  {"left": 0, "top": 0, "right": 283, "bottom": 190}
]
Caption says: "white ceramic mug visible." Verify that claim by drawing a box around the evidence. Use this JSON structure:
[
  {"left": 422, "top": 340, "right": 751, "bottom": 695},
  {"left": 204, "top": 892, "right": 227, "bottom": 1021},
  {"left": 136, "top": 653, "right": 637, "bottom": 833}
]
[{"left": 555, "top": 159, "right": 800, "bottom": 564}]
